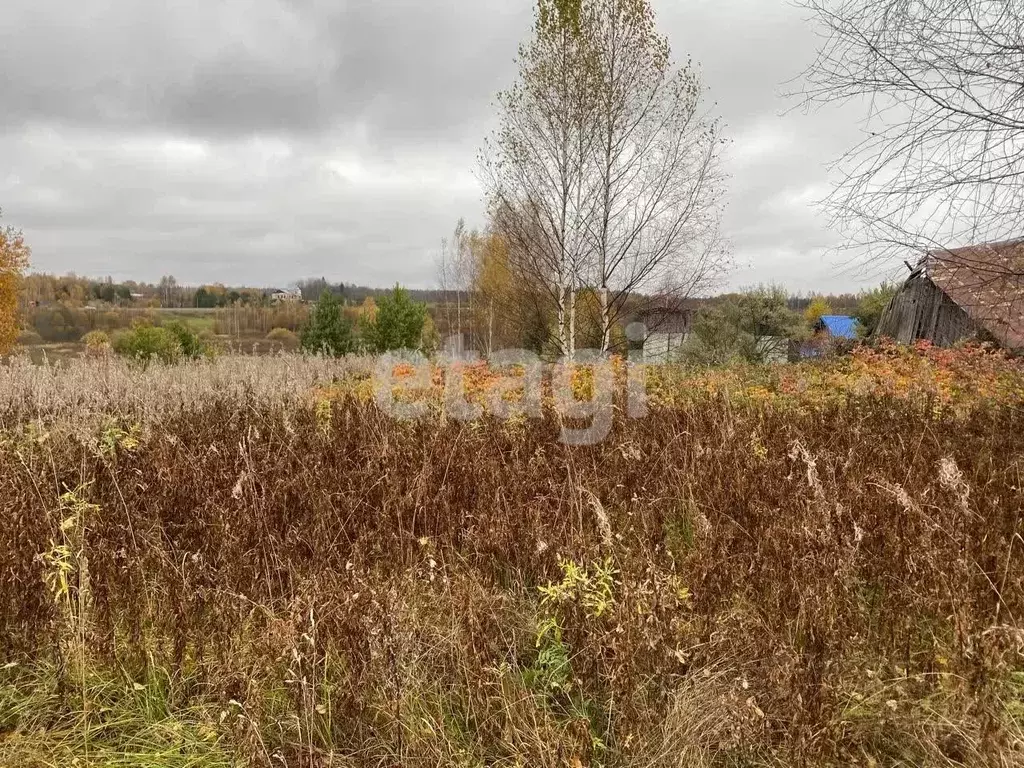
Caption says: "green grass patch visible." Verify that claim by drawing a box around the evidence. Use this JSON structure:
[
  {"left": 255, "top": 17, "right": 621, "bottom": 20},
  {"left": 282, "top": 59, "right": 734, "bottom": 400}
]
[{"left": 0, "top": 663, "right": 233, "bottom": 768}]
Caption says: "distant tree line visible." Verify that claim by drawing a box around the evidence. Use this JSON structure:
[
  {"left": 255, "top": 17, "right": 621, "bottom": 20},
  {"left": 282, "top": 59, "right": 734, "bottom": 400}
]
[
  {"left": 20, "top": 272, "right": 446, "bottom": 310},
  {"left": 23, "top": 274, "right": 274, "bottom": 309}
]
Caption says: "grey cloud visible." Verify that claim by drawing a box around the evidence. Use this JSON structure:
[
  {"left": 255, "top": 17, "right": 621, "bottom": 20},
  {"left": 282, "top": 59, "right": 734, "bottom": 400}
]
[
  {"left": 661, "top": 0, "right": 871, "bottom": 291},
  {"left": 0, "top": 0, "right": 530, "bottom": 147},
  {"left": 157, "top": 51, "right": 331, "bottom": 136},
  {"left": 1, "top": 124, "right": 475, "bottom": 286},
  {"left": 0, "top": 0, "right": 877, "bottom": 292}
]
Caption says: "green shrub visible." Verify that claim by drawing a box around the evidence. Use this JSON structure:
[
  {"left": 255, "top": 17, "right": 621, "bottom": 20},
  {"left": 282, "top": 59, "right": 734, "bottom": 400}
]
[
  {"left": 266, "top": 327, "right": 300, "bottom": 350},
  {"left": 163, "top": 320, "right": 208, "bottom": 359},
  {"left": 301, "top": 292, "right": 354, "bottom": 356},
  {"left": 682, "top": 287, "right": 805, "bottom": 365},
  {"left": 112, "top": 325, "right": 181, "bottom": 365}
]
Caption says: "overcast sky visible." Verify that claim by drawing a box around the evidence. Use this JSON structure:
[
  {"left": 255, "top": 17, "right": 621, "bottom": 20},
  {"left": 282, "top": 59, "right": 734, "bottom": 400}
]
[{"left": 0, "top": 0, "right": 882, "bottom": 294}]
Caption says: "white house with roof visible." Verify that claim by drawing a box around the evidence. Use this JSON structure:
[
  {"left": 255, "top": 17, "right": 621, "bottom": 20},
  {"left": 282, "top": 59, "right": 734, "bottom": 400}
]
[{"left": 266, "top": 287, "right": 302, "bottom": 303}]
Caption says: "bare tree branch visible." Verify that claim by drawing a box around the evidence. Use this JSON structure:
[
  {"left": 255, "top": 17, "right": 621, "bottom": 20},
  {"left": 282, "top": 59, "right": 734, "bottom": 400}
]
[{"left": 797, "top": 0, "right": 1024, "bottom": 279}]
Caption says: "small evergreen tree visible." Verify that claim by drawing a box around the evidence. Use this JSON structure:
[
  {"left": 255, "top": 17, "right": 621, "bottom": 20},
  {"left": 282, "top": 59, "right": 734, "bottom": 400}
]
[
  {"left": 362, "top": 285, "right": 427, "bottom": 353},
  {"left": 301, "top": 291, "right": 354, "bottom": 356}
]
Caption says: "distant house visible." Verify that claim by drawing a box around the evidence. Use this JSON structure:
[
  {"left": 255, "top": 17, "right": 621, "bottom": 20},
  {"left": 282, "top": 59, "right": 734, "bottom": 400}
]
[
  {"left": 266, "top": 288, "right": 302, "bottom": 303},
  {"left": 638, "top": 307, "right": 694, "bottom": 363},
  {"left": 877, "top": 240, "right": 1024, "bottom": 351},
  {"left": 756, "top": 336, "right": 791, "bottom": 364}
]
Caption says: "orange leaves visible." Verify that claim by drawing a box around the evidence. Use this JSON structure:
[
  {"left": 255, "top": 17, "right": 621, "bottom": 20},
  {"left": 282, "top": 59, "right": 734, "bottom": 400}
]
[
  {"left": 306, "top": 342, "right": 1021, "bottom": 425},
  {"left": 645, "top": 340, "right": 1022, "bottom": 414}
]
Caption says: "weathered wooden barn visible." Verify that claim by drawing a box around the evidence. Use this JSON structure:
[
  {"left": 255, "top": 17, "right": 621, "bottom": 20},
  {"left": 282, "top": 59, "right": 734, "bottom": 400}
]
[{"left": 876, "top": 240, "right": 1024, "bottom": 351}]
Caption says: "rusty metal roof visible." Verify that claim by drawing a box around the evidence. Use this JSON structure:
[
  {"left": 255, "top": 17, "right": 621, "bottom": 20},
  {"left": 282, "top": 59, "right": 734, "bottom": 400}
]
[{"left": 926, "top": 239, "right": 1024, "bottom": 350}]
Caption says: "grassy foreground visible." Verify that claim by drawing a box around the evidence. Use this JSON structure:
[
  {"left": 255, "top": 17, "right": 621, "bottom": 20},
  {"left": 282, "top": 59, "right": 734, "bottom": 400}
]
[{"left": 0, "top": 349, "right": 1023, "bottom": 767}]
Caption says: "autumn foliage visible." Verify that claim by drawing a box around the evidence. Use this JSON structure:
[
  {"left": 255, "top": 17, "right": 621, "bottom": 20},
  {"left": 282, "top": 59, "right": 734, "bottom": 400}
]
[
  {"left": 0, "top": 347, "right": 1022, "bottom": 766},
  {"left": 647, "top": 339, "right": 1024, "bottom": 412},
  {"left": 0, "top": 215, "right": 30, "bottom": 354}
]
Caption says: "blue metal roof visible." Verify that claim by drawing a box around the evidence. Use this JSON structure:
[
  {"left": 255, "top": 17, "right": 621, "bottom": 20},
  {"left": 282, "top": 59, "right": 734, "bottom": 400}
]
[{"left": 818, "top": 315, "right": 859, "bottom": 339}]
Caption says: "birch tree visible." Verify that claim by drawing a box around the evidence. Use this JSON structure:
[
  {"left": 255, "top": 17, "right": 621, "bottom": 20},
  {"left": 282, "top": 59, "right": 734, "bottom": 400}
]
[
  {"left": 437, "top": 219, "right": 473, "bottom": 353},
  {"left": 483, "top": 0, "right": 727, "bottom": 357},
  {"left": 587, "top": 0, "right": 726, "bottom": 352},
  {"left": 481, "top": 0, "right": 598, "bottom": 359}
]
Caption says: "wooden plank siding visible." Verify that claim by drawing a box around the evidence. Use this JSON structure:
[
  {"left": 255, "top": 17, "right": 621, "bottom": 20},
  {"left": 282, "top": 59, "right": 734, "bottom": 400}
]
[{"left": 877, "top": 275, "right": 976, "bottom": 346}]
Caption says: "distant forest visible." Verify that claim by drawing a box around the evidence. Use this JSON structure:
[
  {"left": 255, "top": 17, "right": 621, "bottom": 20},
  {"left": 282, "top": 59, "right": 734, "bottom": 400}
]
[
  {"left": 20, "top": 272, "right": 861, "bottom": 313},
  {"left": 19, "top": 273, "right": 451, "bottom": 309}
]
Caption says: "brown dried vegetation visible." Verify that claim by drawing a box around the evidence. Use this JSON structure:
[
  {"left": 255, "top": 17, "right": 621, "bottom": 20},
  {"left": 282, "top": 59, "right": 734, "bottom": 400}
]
[{"left": 0, "top": 356, "right": 1023, "bottom": 766}]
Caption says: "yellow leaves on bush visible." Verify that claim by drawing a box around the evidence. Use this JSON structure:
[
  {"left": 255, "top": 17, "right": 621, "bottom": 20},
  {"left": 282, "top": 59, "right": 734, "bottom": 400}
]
[
  {"left": 0, "top": 217, "right": 31, "bottom": 355},
  {"left": 646, "top": 339, "right": 1023, "bottom": 415},
  {"left": 303, "top": 342, "right": 1021, "bottom": 424}
]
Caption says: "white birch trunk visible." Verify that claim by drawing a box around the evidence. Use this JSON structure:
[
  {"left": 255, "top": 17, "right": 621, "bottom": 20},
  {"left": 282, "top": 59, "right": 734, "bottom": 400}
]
[
  {"left": 568, "top": 285, "right": 577, "bottom": 362},
  {"left": 600, "top": 285, "right": 611, "bottom": 354}
]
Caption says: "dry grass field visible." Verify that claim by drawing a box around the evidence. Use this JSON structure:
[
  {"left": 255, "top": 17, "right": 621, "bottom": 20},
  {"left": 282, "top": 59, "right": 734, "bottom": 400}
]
[{"left": 1, "top": 345, "right": 1023, "bottom": 767}]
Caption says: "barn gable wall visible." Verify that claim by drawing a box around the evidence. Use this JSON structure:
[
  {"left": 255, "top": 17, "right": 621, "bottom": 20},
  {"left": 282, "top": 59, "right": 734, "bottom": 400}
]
[{"left": 877, "top": 276, "right": 976, "bottom": 346}]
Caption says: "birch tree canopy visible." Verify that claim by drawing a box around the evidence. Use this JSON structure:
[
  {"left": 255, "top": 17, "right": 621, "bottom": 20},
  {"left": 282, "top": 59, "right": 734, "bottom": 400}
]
[{"left": 481, "top": 0, "right": 728, "bottom": 356}]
